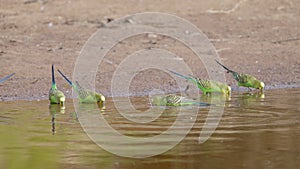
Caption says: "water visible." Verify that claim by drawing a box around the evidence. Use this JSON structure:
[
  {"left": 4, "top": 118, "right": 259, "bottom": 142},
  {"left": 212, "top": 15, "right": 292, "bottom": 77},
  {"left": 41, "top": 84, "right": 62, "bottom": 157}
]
[{"left": 0, "top": 88, "right": 299, "bottom": 169}]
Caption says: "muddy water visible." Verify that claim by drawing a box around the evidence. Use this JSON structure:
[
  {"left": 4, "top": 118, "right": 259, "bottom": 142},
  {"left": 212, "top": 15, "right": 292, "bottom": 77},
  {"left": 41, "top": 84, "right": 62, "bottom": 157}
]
[{"left": 0, "top": 88, "right": 299, "bottom": 169}]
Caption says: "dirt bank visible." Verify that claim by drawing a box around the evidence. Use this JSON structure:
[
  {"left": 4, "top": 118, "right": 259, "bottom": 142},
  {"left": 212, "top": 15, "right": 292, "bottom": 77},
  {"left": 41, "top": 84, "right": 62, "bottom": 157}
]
[{"left": 0, "top": 0, "right": 299, "bottom": 100}]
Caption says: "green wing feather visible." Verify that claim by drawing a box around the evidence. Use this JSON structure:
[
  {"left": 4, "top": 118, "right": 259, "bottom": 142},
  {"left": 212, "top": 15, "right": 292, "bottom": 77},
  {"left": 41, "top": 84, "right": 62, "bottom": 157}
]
[
  {"left": 165, "top": 94, "right": 181, "bottom": 106},
  {"left": 168, "top": 70, "right": 209, "bottom": 92},
  {"left": 151, "top": 94, "right": 211, "bottom": 106}
]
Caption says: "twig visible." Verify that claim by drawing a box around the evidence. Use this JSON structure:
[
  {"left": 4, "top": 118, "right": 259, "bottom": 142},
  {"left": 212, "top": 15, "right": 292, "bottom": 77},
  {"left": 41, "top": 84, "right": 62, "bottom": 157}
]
[
  {"left": 272, "top": 37, "right": 300, "bottom": 44},
  {"left": 206, "top": 0, "right": 247, "bottom": 14}
]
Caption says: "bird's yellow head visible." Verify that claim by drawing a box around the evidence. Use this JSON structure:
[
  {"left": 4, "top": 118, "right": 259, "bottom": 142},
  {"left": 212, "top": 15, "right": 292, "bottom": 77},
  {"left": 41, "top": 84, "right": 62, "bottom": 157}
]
[
  {"left": 253, "top": 80, "right": 265, "bottom": 92},
  {"left": 59, "top": 96, "right": 65, "bottom": 106},
  {"left": 96, "top": 94, "right": 106, "bottom": 107},
  {"left": 224, "top": 86, "right": 231, "bottom": 95},
  {"left": 260, "top": 82, "right": 265, "bottom": 89},
  {"left": 101, "top": 95, "right": 106, "bottom": 102},
  {"left": 258, "top": 81, "right": 265, "bottom": 92}
]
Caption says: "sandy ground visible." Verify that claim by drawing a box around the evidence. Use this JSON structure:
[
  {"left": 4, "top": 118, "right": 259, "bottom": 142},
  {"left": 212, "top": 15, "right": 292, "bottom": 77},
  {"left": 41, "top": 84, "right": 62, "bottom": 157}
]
[{"left": 0, "top": 0, "right": 299, "bottom": 100}]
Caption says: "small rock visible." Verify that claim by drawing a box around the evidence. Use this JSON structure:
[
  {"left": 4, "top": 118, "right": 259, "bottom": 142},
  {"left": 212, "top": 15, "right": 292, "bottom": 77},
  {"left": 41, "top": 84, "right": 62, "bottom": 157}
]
[
  {"left": 48, "top": 22, "right": 53, "bottom": 28},
  {"left": 106, "top": 18, "right": 114, "bottom": 23},
  {"left": 23, "top": 0, "right": 38, "bottom": 4},
  {"left": 125, "top": 18, "right": 134, "bottom": 24},
  {"left": 147, "top": 33, "right": 157, "bottom": 39},
  {"left": 149, "top": 40, "right": 157, "bottom": 44},
  {"left": 276, "top": 6, "right": 285, "bottom": 11},
  {"left": 40, "top": 6, "right": 45, "bottom": 12},
  {"left": 9, "top": 39, "right": 17, "bottom": 43}
]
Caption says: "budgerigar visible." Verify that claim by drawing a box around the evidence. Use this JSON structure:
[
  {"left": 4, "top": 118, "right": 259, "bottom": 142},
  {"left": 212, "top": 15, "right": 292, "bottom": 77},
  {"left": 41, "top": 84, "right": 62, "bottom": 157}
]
[
  {"left": 49, "top": 65, "right": 65, "bottom": 106},
  {"left": 0, "top": 73, "right": 15, "bottom": 83},
  {"left": 169, "top": 70, "right": 231, "bottom": 95},
  {"left": 57, "top": 69, "right": 105, "bottom": 105},
  {"left": 150, "top": 94, "right": 211, "bottom": 106},
  {"left": 216, "top": 60, "right": 265, "bottom": 92}
]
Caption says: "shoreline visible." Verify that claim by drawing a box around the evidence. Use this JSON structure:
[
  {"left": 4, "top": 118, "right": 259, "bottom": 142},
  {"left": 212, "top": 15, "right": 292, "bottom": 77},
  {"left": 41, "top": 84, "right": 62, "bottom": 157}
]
[{"left": 1, "top": 84, "right": 299, "bottom": 102}]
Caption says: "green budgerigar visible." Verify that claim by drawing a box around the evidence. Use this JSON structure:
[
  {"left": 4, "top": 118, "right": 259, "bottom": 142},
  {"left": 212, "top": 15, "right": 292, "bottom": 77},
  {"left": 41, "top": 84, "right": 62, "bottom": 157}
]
[
  {"left": 150, "top": 94, "right": 211, "bottom": 106},
  {"left": 57, "top": 69, "right": 105, "bottom": 105},
  {"left": 49, "top": 65, "right": 65, "bottom": 106},
  {"left": 216, "top": 60, "right": 265, "bottom": 92},
  {"left": 169, "top": 70, "right": 231, "bottom": 95},
  {"left": 0, "top": 73, "right": 15, "bottom": 83}
]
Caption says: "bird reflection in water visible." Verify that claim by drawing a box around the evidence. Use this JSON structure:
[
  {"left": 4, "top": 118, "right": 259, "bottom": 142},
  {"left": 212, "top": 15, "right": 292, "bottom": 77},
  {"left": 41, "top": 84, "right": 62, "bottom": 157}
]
[{"left": 49, "top": 104, "right": 65, "bottom": 135}]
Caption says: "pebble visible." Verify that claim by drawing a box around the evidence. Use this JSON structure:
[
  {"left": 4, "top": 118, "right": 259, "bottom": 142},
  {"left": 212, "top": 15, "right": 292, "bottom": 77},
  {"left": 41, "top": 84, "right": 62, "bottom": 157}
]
[
  {"left": 147, "top": 33, "right": 157, "bottom": 39},
  {"left": 48, "top": 22, "right": 53, "bottom": 28}
]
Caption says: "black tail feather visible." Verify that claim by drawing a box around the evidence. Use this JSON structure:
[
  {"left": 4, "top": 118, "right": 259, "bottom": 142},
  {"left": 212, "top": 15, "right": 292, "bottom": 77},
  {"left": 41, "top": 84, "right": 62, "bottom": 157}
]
[
  {"left": 167, "top": 69, "right": 190, "bottom": 80},
  {"left": 51, "top": 64, "right": 55, "bottom": 85},
  {"left": 215, "top": 60, "right": 234, "bottom": 74},
  {"left": 57, "top": 69, "right": 73, "bottom": 86}
]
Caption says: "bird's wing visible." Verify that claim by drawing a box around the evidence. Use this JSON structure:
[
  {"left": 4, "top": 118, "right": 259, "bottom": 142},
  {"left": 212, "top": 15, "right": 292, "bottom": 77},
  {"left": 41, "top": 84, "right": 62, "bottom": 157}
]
[
  {"left": 198, "top": 79, "right": 213, "bottom": 89},
  {"left": 166, "top": 94, "right": 182, "bottom": 105}
]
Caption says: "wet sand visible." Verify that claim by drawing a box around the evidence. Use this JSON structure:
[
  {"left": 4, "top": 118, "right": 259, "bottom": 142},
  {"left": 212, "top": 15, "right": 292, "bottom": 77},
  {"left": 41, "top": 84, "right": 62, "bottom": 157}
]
[{"left": 0, "top": 0, "right": 299, "bottom": 100}]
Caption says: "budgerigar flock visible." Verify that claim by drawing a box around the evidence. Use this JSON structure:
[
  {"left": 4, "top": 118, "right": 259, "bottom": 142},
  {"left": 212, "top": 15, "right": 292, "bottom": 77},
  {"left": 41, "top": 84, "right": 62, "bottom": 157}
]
[
  {"left": 1, "top": 59, "right": 265, "bottom": 109},
  {"left": 0, "top": 73, "right": 15, "bottom": 83},
  {"left": 49, "top": 64, "right": 65, "bottom": 106},
  {"left": 150, "top": 94, "right": 211, "bottom": 106},
  {"left": 57, "top": 69, "right": 105, "bottom": 105},
  {"left": 216, "top": 60, "right": 265, "bottom": 92},
  {"left": 168, "top": 70, "right": 231, "bottom": 95}
]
